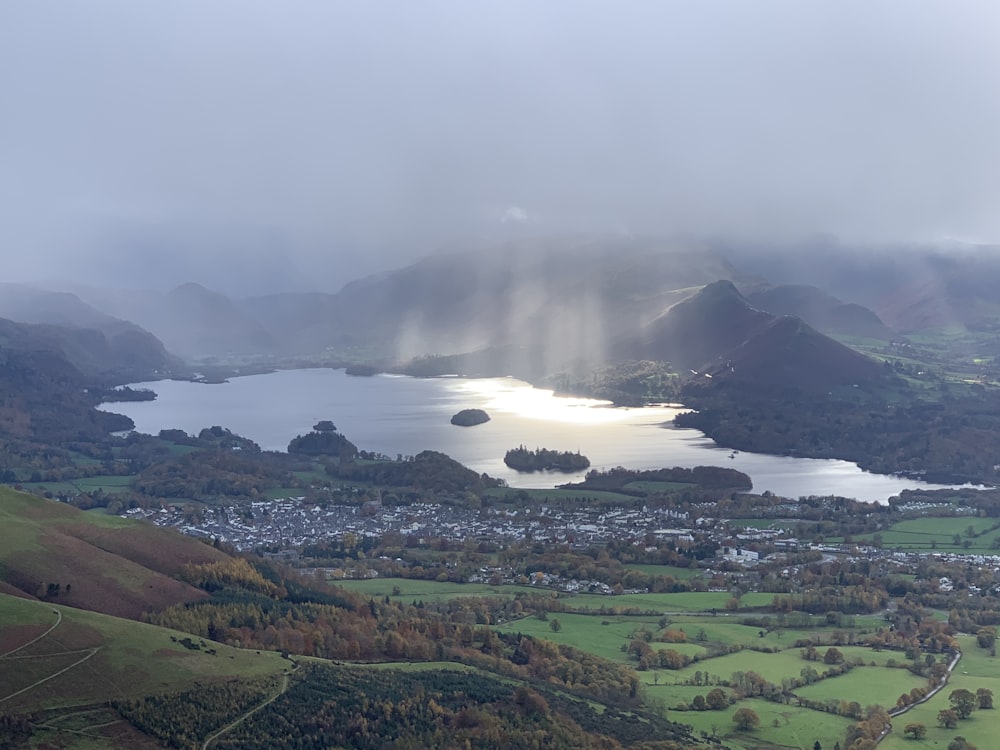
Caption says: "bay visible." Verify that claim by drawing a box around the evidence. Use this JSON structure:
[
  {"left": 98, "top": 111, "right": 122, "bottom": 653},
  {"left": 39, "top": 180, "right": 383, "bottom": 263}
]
[{"left": 100, "top": 368, "right": 966, "bottom": 503}]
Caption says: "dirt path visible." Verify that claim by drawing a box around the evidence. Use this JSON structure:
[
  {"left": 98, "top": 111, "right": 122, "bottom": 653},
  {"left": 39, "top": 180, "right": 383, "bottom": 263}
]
[
  {"left": 0, "top": 647, "right": 100, "bottom": 705},
  {"left": 201, "top": 665, "right": 295, "bottom": 750},
  {"left": 0, "top": 608, "right": 61, "bottom": 658}
]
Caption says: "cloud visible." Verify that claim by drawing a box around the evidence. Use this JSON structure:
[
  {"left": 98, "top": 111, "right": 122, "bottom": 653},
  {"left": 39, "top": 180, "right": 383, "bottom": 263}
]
[
  {"left": 500, "top": 206, "right": 530, "bottom": 225},
  {"left": 1, "top": 0, "right": 998, "bottom": 292}
]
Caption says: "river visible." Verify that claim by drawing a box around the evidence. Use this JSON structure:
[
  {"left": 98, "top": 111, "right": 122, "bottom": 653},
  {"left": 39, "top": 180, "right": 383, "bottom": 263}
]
[{"left": 99, "top": 368, "right": 967, "bottom": 502}]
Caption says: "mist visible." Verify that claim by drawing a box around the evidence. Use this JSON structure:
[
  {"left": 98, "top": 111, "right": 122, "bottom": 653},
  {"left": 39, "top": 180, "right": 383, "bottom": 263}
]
[{"left": 2, "top": 1, "right": 999, "bottom": 295}]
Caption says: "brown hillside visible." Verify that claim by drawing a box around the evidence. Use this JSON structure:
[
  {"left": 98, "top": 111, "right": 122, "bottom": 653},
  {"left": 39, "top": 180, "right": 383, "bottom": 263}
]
[{"left": 0, "top": 487, "right": 228, "bottom": 620}]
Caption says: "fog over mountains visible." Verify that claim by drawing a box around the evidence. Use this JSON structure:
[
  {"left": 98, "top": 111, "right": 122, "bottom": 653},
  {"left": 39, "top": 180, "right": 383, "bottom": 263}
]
[{"left": 2, "top": 2, "right": 999, "bottom": 297}]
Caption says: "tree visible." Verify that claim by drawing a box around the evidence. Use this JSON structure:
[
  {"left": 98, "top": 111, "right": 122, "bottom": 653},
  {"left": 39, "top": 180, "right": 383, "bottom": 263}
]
[
  {"left": 824, "top": 647, "right": 845, "bottom": 665},
  {"left": 705, "top": 688, "right": 728, "bottom": 710},
  {"left": 976, "top": 627, "right": 996, "bottom": 650},
  {"left": 903, "top": 723, "right": 927, "bottom": 739},
  {"left": 976, "top": 687, "right": 993, "bottom": 709},
  {"left": 733, "top": 707, "right": 760, "bottom": 732},
  {"left": 814, "top": 742, "right": 823, "bottom": 750},
  {"left": 549, "top": 618, "right": 562, "bottom": 633},
  {"left": 938, "top": 708, "right": 959, "bottom": 728},
  {"left": 948, "top": 738, "right": 977, "bottom": 750},
  {"left": 949, "top": 688, "right": 977, "bottom": 719}
]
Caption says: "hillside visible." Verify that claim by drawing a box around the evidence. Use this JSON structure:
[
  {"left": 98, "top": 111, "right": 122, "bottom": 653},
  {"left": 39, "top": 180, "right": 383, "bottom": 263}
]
[
  {"left": 619, "top": 280, "right": 887, "bottom": 394},
  {"left": 0, "top": 312, "right": 179, "bottom": 384},
  {"left": 0, "top": 487, "right": 227, "bottom": 619},
  {"left": 741, "top": 282, "right": 892, "bottom": 339},
  {"left": 238, "top": 235, "right": 743, "bottom": 365},
  {"left": 73, "top": 282, "right": 277, "bottom": 358},
  {"left": 0, "top": 321, "right": 137, "bottom": 442}
]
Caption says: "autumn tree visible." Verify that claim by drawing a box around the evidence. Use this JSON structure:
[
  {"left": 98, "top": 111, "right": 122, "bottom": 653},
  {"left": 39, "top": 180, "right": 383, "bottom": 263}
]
[
  {"left": 903, "top": 723, "right": 927, "bottom": 739},
  {"left": 705, "top": 688, "right": 728, "bottom": 710},
  {"left": 949, "top": 688, "right": 977, "bottom": 719},
  {"left": 976, "top": 687, "right": 993, "bottom": 709},
  {"left": 824, "top": 647, "right": 845, "bottom": 665},
  {"left": 938, "top": 708, "right": 959, "bottom": 728},
  {"left": 733, "top": 707, "right": 760, "bottom": 731}
]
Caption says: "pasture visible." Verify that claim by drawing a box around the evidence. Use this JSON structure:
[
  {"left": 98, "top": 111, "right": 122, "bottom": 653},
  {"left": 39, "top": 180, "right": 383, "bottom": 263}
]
[
  {"left": 0, "top": 594, "right": 288, "bottom": 715},
  {"left": 879, "top": 635, "right": 1000, "bottom": 750}
]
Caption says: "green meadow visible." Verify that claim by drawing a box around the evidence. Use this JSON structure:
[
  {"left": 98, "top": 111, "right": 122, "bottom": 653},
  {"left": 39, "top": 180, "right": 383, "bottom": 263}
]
[
  {"left": 673, "top": 697, "right": 855, "bottom": 750},
  {"left": 880, "top": 635, "right": 1000, "bottom": 750},
  {"left": 0, "top": 594, "right": 288, "bottom": 714},
  {"left": 854, "top": 515, "right": 1000, "bottom": 552}
]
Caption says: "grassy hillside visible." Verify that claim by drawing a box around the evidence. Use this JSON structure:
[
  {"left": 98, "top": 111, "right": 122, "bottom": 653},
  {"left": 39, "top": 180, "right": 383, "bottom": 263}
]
[{"left": 0, "top": 486, "right": 229, "bottom": 619}]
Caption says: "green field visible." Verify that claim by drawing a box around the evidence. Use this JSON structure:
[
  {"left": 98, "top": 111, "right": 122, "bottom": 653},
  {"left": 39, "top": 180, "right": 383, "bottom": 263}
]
[
  {"left": 625, "top": 563, "right": 702, "bottom": 580},
  {"left": 672, "top": 697, "right": 855, "bottom": 750},
  {"left": 794, "top": 665, "right": 926, "bottom": 706},
  {"left": 621, "top": 480, "right": 694, "bottom": 492},
  {"left": 0, "top": 594, "right": 288, "bottom": 715},
  {"left": 854, "top": 515, "right": 1000, "bottom": 552},
  {"left": 880, "top": 635, "right": 1000, "bottom": 750},
  {"left": 561, "top": 590, "right": 774, "bottom": 613},
  {"left": 334, "top": 577, "right": 772, "bottom": 614},
  {"left": 494, "top": 613, "right": 694, "bottom": 664},
  {"left": 17, "top": 475, "right": 133, "bottom": 496},
  {"left": 333, "top": 578, "right": 546, "bottom": 601}
]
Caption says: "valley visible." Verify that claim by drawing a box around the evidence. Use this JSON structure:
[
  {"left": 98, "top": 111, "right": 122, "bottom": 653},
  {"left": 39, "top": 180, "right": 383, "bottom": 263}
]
[{"left": 6, "top": 237, "right": 1000, "bottom": 749}]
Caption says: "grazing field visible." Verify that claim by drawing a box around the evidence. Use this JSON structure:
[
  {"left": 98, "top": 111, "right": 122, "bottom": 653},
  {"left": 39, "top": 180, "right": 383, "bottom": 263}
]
[
  {"left": 793, "top": 665, "right": 926, "bottom": 706},
  {"left": 621, "top": 480, "right": 694, "bottom": 492},
  {"left": 854, "top": 515, "right": 1000, "bottom": 552},
  {"left": 17, "top": 475, "right": 133, "bottom": 496},
  {"left": 0, "top": 594, "right": 288, "bottom": 715},
  {"left": 669, "top": 648, "right": 816, "bottom": 686},
  {"left": 880, "top": 635, "right": 1000, "bottom": 750},
  {"left": 494, "top": 613, "right": 698, "bottom": 664},
  {"left": 674, "top": 697, "right": 855, "bottom": 750},
  {"left": 562, "top": 590, "right": 774, "bottom": 613},
  {"left": 333, "top": 578, "right": 544, "bottom": 601},
  {"left": 332, "top": 578, "right": 772, "bottom": 613},
  {"left": 625, "top": 563, "right": 702, "bottom": 580}
]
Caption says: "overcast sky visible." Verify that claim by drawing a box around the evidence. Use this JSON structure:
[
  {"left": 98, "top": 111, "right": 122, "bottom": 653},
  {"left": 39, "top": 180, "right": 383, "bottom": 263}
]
[{"left": 2, "top": 1, "right": 999, "bottom": 293}]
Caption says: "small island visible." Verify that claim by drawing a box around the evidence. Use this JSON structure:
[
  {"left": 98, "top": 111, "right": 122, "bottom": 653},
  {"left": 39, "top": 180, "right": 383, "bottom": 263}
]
[
  {"left": 450, "top": 408, "right": 491, "bottom": 427},
  {"left": 504, "top": 445, "right": 590, "bottom": 472}
]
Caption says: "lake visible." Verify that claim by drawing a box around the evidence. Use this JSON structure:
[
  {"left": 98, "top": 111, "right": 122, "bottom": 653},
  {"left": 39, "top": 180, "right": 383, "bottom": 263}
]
[{"left": 100, "top": 368, "right": 966, "bottom": 502}]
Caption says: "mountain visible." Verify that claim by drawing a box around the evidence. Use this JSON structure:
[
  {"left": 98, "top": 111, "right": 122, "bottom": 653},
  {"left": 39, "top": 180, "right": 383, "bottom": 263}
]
[
  {"left": 73, "top": 282, "right": 277, "bottom": 358},
  {"left": 621, "top": 280, "right": 886, "bottom": 393},
  {"left": 724, "top": 240, "right": 1000, "bottom": 334},
  {"left": 240, "top": 235, "right": 743, "bottom": 367},
  {"left": 0, "top": 283, "right": 182, "bottom": 377},
  {"left": 0, "top": 317, "right": 143, "bottom": 442},
  {"left": 740, "top": 283, "right": 893, "bottom": 339}
]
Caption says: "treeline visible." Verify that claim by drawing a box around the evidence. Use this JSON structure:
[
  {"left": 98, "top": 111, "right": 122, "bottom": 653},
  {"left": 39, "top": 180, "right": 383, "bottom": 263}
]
[
  {"left": 141, "top": 563, "right": 643, "bottom": 708},
  {"left": 332, "top": 450, "right": 502, "bottom": 493},
  {"left": 213, "top": 663, "right": 696, "bottom": 750},
  {"left": 543, "top": 360, "right": 682, "bottom": 407},
  {"left": 564, "top": 465, "right": 752, "bottom": 492},
  {"left": 677, "top": 380, "right": 1000, "bottom": 484},
  {"left": 504, "top": 446, "right": 590, "bottom": 473},
  {"left": 771, "top": 585, "right": 888, "bottom": 615}
]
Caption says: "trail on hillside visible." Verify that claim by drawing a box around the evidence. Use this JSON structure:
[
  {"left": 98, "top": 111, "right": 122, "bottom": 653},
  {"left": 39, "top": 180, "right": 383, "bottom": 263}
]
[
  {"left": 0, "top": 647, "right": 100, "bottom": 705},
  {"left": 201, "top": 663, "right": 296, "bottom": 750},
  {"left": 0, "top": 607, "right": 62, "bottom": 657}
]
